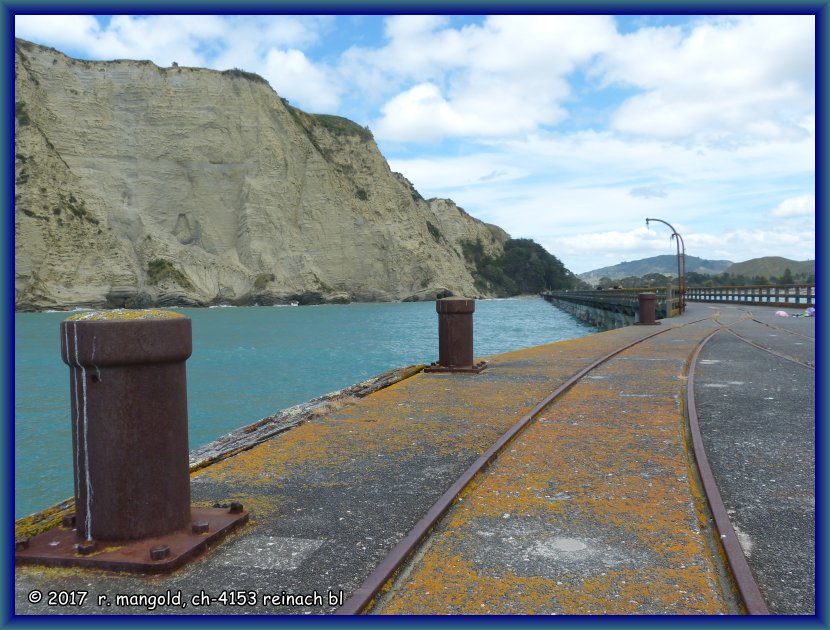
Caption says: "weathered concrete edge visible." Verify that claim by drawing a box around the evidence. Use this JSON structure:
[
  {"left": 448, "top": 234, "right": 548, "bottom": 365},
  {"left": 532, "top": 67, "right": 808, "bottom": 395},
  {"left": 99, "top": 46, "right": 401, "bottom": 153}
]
[
  {"left": 545, "top": 295, "right": 637, "bottom": 330},
  {"left": 14, "top": 363, "right": 425, "bottom": 540},
  {"left": 187, "top": 363, "right": 425, "bottom": 471}
]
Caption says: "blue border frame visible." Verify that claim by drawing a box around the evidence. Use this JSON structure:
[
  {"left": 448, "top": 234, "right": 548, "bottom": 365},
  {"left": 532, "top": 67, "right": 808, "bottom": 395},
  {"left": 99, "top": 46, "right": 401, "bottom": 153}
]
[
  {"left": 2, "top": 2, "right": 826, "bottom": 627},
  {"left": 818, "top": 4, "right": 827, "bottom": 629}
]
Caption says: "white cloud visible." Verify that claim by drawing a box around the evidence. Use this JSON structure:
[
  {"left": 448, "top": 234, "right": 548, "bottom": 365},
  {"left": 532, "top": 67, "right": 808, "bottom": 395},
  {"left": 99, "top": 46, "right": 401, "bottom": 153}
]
[
  {"left": 16, "top": 15, "right": 230, "bottom": 67},
  {"left": 263, "top": 48, "right": 339, "bottom": 111},
  {"left": 389, "top": 155, "right": 528, "bottom": 190},
  {"left": 550, "top": 226, "right": 662, "bottom": 255},
  {"left": 210, "top": 16, "right": 333, "bottom": 73},
  {"left": 543, "top": 226, "right": 680, "bottom": 273},
  {"left": 375, "top": 84, "right": 465, "bottom": 141},
  {"left": 99, "top": 15, "right": 227, "bottom": 66},
  {"left": 260, "top": 16, "right": 332, "bottom": 48},
  {"left": 391, "top": 126, "right": 814, "bottom": 208},
  {"left": 472, "top": 15, "right": 616, "bottom": 74},
  {"left": 15, "top": 14, "right": 101, "bottom": 50},
  {"left": 369, "top": 14, "right": 813, "bottom": 146},
  {"left": 597, "top": 15, "right": 815, "bottom": 144},
  {"left": 385, "top": 15, "right": 449, "bottom": 37},
  {"left": 375, "top": 80, "right": 565, "bottom": 141},
  {"left": 388, "top": 123, "right": 814, "bottom": 273},
  {"left": 684, "top": 227, "right": 814, "bottom": 261},
  {"left": 630, "top": 186, "right": 668, "bottom": 199},
  {"left": 367, "top": 15, "right": 616, "bottom": 142},
  {"left": 769, "top": 193, "right": 815, "bottom": 218},
  {"left": 376, "top": 15, "right": 471, "bottom": 79}
]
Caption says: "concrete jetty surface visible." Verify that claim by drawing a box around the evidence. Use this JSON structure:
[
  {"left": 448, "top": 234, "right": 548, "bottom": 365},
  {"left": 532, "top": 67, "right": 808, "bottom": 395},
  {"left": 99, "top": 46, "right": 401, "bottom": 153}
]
[{"left": 13, "top": 303, "right": 815, "bottom": 616}]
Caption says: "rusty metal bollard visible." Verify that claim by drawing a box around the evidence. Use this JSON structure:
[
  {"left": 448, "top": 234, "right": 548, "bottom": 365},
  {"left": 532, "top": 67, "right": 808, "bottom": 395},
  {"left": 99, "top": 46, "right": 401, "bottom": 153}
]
[
  {"left": 635, "top": 292, "right": 660, "bottom": 325},
  {"left": 424, "top": 297, "right": 487, "bottom": 373},
  {"left": 15, "top": 308, "right": 248, "bottom": 573},
  {"left": 60, "top": 310, "right": 192, "bottom": 541}
]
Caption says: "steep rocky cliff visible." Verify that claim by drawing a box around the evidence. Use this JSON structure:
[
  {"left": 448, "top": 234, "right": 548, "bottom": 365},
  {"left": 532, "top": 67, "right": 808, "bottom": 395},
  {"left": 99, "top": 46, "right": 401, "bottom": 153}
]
[{"left": 14, "top": 39, "right": 508, "bottom": 310}]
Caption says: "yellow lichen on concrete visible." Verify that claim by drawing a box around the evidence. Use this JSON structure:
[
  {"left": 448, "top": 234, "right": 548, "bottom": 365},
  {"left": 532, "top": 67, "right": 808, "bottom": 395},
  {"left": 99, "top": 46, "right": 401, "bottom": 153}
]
[
  {"left": 15, "top": 499, "right": 75, "bottom": 539},
  {"left": 568, "top": 566, "right": 726, "bottom": 615},
  {"left": 17, "top": 312, "right": 746, "bottom": 616},
  {"left": 374, "top": 318, "right": 733, "bottom": 615},
  {"left": 379, "top": 546, "right": 727, "bottom": 615},
  {"left": 379, "top": 551, "right": 540, "bottom": 614},
  {"left": 201, "top": 347, "right": 581, "bottom": 488}
]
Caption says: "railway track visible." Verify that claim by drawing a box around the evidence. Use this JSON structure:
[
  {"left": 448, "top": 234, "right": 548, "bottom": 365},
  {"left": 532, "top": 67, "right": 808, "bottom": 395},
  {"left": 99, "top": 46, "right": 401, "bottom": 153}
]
[
  {"left": 15, "top": 305, "right": 810, "bottom": 615},
  {"left": 338, "top": 314, "right": 789, "bottom": 615}
]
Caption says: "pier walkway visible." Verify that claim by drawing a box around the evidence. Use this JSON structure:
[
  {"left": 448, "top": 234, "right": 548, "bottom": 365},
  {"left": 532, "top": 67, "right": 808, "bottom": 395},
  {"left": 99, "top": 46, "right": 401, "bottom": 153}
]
[{"left": 13, "top": 303, "right": 815, "bottom": 616}]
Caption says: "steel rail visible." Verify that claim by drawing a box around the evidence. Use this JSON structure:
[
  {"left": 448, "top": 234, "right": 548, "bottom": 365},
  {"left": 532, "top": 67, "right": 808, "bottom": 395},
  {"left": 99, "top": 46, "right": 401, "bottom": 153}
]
[
  {"left": 735, "top": 307, "right": 816, "bottom": 341},
  {"left": 336, "top": 318, "right": 716, "bottom": 615},
  {"left": 749, "top": 317, "right": 816, "bottom": 342},
  {"left": 337, "top": 315, "right": 777, "bottom": 616},
  {"left": 685, "top": 328, "right": 771, "bottom": 615},
  {"left": 725, "top": 328, "right": 815, "bottom": 370}
]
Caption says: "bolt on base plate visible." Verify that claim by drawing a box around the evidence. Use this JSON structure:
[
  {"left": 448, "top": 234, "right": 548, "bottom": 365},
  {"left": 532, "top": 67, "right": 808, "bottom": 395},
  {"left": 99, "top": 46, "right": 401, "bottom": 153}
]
[{"left": 14, "top": 507, "right": 248, "bottom": 574}]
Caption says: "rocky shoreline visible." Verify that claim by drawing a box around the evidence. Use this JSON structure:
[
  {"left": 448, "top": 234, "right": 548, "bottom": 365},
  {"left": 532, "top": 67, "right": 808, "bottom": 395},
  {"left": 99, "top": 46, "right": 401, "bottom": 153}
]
[{"left": 14, "top": 288, "right": 462, "bottom": 313}]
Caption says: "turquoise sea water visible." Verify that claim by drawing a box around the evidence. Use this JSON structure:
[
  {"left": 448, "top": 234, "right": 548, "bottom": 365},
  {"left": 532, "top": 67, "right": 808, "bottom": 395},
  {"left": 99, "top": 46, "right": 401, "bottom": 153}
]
[{"left": 14, "top": 298, "right": 596, "bottom": 519}]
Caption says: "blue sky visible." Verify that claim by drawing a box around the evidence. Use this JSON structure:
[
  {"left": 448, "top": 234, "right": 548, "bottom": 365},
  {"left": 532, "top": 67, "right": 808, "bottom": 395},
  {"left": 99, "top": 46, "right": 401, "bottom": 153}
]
[{"left": 14, "top": 13, "right": 815, "bottom": 273}]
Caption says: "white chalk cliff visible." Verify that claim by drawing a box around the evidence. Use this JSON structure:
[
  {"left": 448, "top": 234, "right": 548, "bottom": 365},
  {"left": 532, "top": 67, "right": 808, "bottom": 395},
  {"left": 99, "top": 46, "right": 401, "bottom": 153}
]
[{"left": 14, "top": 39, "right": 509, "bottom": 310}]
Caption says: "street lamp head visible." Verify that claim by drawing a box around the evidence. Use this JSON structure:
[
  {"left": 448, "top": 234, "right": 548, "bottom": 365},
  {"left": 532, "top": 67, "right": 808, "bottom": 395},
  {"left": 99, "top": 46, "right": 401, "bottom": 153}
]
[{"left": 640, "top": 216, "right": 686, "bottom": 313}]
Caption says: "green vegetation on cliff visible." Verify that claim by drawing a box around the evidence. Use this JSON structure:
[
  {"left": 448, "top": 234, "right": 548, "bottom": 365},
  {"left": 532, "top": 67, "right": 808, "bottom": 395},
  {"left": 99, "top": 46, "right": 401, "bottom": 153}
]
[
  {"left": 221, "top": 68, "right": 269, "bottom": 85},
  {"left": 285, "top": 103, "right": 373, "bottom": 142},
  {"left": 311, "top": 114, "right": 374, "bottom": 141},
  {"left": 147, "top": 259, "right": 193, "bottom": 289},
  {"left": 461, "top": 238, "right": 577, "bottom": 296}
]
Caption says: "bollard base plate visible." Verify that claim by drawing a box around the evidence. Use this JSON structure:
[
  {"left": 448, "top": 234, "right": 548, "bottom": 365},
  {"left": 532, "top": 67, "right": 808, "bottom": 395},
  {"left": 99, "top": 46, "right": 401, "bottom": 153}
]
[
  {"left": 14, "top": 507, "right": 248, "bottom": 574},
  {"left": 423, "top": 361, "right": 488, "bottom": 374}
]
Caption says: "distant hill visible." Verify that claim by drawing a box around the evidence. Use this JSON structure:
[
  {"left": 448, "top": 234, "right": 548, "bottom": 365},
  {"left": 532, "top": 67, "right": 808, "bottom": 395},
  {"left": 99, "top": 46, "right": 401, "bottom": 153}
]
[
  {"left": 579, "top": 255, "right": 733, "bottom": 284},
  {"left": 725, "top": 257, "right": 814, "bottom": 279}
]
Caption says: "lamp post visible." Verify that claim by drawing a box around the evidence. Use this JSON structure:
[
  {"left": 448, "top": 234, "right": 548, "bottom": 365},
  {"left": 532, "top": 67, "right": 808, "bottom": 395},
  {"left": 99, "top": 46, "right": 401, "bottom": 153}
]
[{"left": 645, "top": 218, "right": 686, "bottom": 313}]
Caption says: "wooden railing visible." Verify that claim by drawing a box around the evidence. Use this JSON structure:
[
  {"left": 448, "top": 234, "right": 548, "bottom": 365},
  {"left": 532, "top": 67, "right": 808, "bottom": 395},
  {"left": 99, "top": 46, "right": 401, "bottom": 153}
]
[{"left": 685, "top": 284, "right": 815, "bottom": 307}]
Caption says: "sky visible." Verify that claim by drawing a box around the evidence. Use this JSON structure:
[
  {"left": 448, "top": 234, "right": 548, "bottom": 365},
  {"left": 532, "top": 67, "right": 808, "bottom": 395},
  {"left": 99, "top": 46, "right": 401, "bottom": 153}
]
[{"left": 13, "top": 13, "right": 816, "bottom": 274}]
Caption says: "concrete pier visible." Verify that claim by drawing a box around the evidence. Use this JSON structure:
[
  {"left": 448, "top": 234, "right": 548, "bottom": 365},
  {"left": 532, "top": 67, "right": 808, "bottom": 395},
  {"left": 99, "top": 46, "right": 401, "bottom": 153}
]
[
  {"left": 14, "top": 303, "right": 815, "bottom": 615},
  {"left": 542, "top": 288, "right": 677, "bottom": 329}
]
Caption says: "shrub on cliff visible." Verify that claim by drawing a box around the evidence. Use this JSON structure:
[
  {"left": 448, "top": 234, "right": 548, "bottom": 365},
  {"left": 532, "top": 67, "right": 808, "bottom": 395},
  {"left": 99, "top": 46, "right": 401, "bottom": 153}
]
[
  {"left": 461, "top": 238, "right": 575, "bottom": 296},
  {"left": 147, "top": 259, "right": 193, "bottom": 289}
]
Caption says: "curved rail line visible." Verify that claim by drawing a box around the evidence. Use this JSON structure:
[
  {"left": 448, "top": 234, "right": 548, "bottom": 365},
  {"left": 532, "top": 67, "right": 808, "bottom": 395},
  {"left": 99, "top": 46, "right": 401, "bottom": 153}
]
[
  {"left": 735, "top": 307, "right": 815, "bottom": 342},
  {"left": 747, "top": 320, "right": 816, "bottom": 341},
  {"left": 725, "top": 327, "right": 815, "bottom": 370},
  {"left": 749, "top": 317, "right": 815, "bottom": 341},
  {"left": 337, "top": 316, "right": 769, "bottom": 615},
  {"left": 686, "top": 328, "right": 771, "bottom": 614}
]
